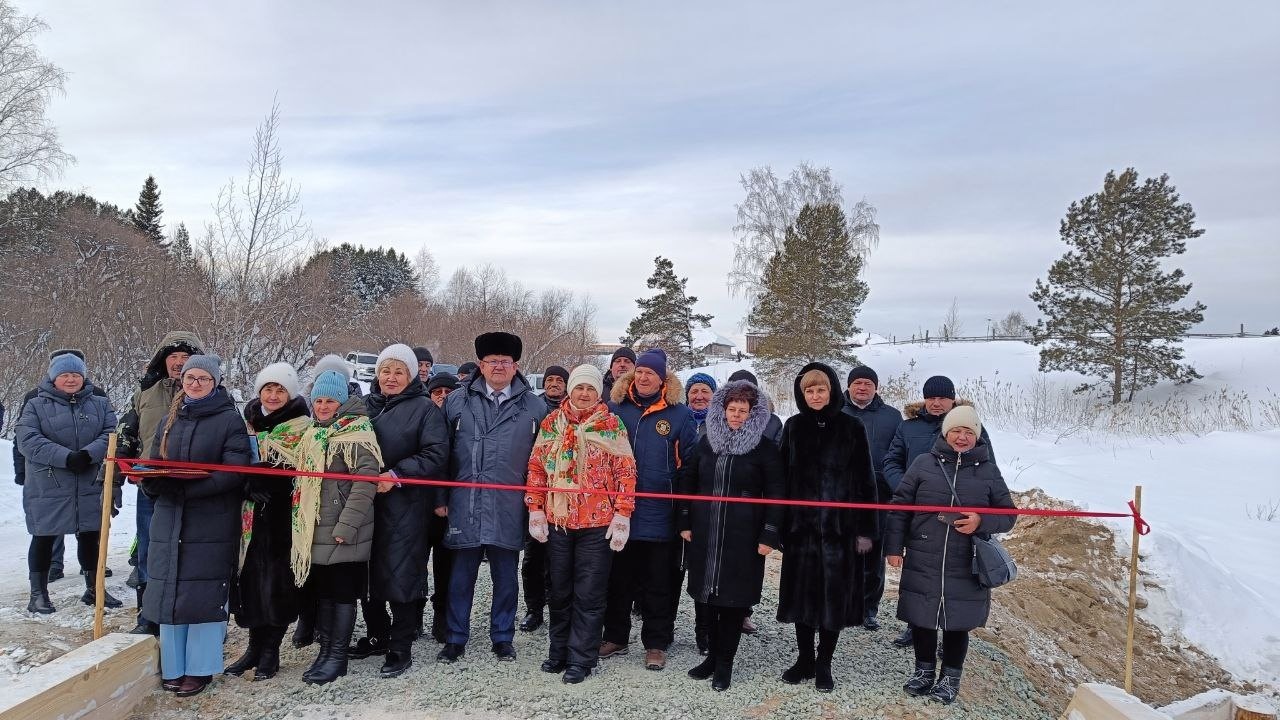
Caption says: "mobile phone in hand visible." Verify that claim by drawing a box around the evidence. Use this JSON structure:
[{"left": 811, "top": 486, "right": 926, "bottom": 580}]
[{"left": 937, "top": 511, "right": 964, "bottom": 524}]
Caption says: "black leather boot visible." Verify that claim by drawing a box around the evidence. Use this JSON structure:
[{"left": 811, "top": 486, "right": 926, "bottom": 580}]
[
  {"left": 306, "top": 603, "right": 355, "bottom": 685},
  {"left": 224, "top": 627, "right": 265, "bottom": 675},
  {"left": 303, "top": 601, "right": 335, "bottom": 682},
  {"left": 80, "top": 574, "right": 123, "bottom": 608},
  {"left": 26, "top": 571, "right": 54, "bottom": 614},
  {"left": 292, "top": 602, "right": 317, "bottom": 648},
  {"left": 254, "top": 625, "right": 287, "bottom": 680}
]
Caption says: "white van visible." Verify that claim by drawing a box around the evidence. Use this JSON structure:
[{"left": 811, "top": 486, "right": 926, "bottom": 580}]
[{"left": 344, "top": 351, "right": 378, "bottom": 381}]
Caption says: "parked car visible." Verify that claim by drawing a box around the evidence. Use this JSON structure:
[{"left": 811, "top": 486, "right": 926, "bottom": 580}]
[
  {"left": 345, "top": 351, "right": 378, "bottom": 381},
  {"left": 526, "top": 372, "right": 545, "bottom": 394},
  {"left": 430, "top": 363, "right": 459, "bottom": 380}
]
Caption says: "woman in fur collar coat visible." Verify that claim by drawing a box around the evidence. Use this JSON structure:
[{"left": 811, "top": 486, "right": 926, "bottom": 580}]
[
  {"left": 775, "top": 362, "right": 878, "bottom": 693},
  {"left": 678, "top": 380, "right": 784, "bottom": 691}
]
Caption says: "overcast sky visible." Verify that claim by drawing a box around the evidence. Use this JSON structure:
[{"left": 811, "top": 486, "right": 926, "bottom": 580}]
[{"left": 24, "top": 1, "right": 1280, "bottom": 343}]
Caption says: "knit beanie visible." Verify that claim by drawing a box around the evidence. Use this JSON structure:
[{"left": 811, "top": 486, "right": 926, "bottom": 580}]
[
  {"left": 610, "top": 347, "right": 637, "bottom": 368},
  {"left": 922, "top": 375, "right": 956, "bottom": 400},
  {"left": 847, "top": 365, "right": 879, "bottom": 387},
  {"left": 182, "top": 354, "right": 223, "bottom": 386},
  {"left": 311, "top": 370, "right": 350, "bottom": 404},
  {"left": 376, "top": 343, "right": 418, "bottom": 376},
  {"left": 635, "top": 348, "right": 668, "bottom": 379},
  {"left": 254, "top": 362, "right": 301, "bottom": 399},
  {"left": 48, "top": 353, "right": 87, "bottom": 381},
  {"left": 727, "top": 369, "right": 759, "bottom": 387},
  {"left": 544, "top": 365, "right": 570, "bottom": 383},
  {"left": 567, "top": 364, "right": 604, "bottom": 397},
  {"left": 412, "top": 346, "right": 434, "bottom": 364},
  {"left": 312, "top": 354, "right": 353, "bottom": 381},
  {"left": 941, "top": 405, "right": 981, "bottom": 437},
  {"left": 685, "top": 372, "right": 717, "bottom": 398}
]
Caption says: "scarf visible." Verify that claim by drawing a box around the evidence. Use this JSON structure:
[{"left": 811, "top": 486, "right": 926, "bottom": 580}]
[
  {"left": 252, "top": 413, "right": 382, "bottom": 585},
  {"left": 532, "top": 402, "right": 633, "bottom": 528}
]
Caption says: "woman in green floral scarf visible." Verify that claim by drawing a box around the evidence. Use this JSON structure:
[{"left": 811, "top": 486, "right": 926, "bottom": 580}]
[{"left": 256, "top": 368, "right": 382, "bottom": 685}]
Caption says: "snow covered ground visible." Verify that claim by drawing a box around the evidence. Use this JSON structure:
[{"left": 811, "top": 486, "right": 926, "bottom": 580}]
[{"left": 685, "top": 337, "right": 1280, "bottom": 688}]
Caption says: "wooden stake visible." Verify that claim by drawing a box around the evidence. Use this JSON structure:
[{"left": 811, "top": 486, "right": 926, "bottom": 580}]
[
  {"left": 92, "top": 433, "right": 118, "bottom": 641},
  {"left": 1124, "top": 485, "right": 1143, "bottom": 695}
]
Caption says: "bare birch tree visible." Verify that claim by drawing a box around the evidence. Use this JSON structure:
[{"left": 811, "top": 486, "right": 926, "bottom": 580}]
[{"left": 0, "top": 2, "right": 73, "bottom": 186}]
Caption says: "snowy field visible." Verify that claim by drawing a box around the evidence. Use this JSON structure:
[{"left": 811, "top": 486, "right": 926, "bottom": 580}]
[{"left": 685, "top": 338, "right": 1280, "bottom": 688}]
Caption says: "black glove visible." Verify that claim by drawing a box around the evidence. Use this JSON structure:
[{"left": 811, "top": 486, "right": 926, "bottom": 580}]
[
  {"left": 66, "top": 450, "right": 92, "bottom": 473},
  {"left": 246, "top": 476, "right": 275, "bottom": 506},
  {"left": 140, "top": 476, "right": 181, "bottom": 498}
]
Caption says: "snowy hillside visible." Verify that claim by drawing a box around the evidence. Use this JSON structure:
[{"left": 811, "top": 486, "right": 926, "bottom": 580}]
[{"left": 684, "top": 338, "right": 1280, "bottom": 688}]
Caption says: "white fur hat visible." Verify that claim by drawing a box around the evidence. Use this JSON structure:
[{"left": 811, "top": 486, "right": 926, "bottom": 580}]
[
  {"left": 376, "top": 343, "right": 418, "bottom": 377},
  {"left": 254, "top": 362, "right": 301, "bottom": 399}
]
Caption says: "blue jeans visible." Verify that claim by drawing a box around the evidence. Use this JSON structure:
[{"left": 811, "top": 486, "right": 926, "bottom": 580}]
[
  {"left": 446, "top": 546, "right": 518, "bottom": 646},
  {"left": 159, "top": 621, "right": 227, "bottom": 679}
]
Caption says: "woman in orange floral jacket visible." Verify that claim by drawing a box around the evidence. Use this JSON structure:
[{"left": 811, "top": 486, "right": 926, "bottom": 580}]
[{"left": 526, "top": 363, "right": 637, "bottom": 684}]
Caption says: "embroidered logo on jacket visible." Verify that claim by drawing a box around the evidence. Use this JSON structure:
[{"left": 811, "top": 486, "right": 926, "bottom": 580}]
[{"left": 655, "top": 420, "right": 672, "bottom": 436}]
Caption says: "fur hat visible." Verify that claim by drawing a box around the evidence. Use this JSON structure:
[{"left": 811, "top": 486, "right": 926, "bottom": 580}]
[
  {"left": 567, "top": 364, "right": 603, "bottom": 397},
  {"left": 254, "top": 362, "right": 300, "bottom": 399},
  {"left": 181, "top": 354, "right": 223, "bottom": 386},
  {"left": 636, "top": 348, "right": 668, "bottom": 379},
  {"left": 376, "top": 343, "right": 418, "bottom": 376},
  {"left": 427, "top": 374, "right": 459, "bottom": 394},
  {"left": 544, "top": 365, "right": 570, "bottom": 382},
  {"left": 941, "top": 405, "right": 981, "bottom": 437},
  {"left": 847, "top": 365, "right": 879, "bottom": 387},
  {"left": 922, "top": 375, "right": 956, "bottom": 400},
  {"left": 474, "top": 332, "right": 522, "bottom": 361},
  {"left": 685, "top": 372, "right": 717, "bottom": 398},
  {"left": 311, "top": 370, "right": 349, "bottom": 404},
  {"left": 412, "top": 346, "right": 434, "bottom": 364},
  {"left": 312, "top": 354, "right": 353, "bottom": 381},
  {"left": 48, "top": 353, "right": 87, "bottom": 381}
]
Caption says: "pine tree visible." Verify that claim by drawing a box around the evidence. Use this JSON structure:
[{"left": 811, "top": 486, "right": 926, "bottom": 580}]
[
  {"left": 747, "top": 203, "right": 868, "bottom": 379},
  {"left": 305, "top": 243, "right": 417, "bottom": 312},
  {"left": 131, "top": 175, "right": 165, "bottom": 245},
  {"left": 621, "top": 256, "right": 713, "bottom": 371},
  {"left": 169, "top": 222, "right": 192, "bottom": 262},
  {"left": 1030, "top": 169, "right": 1206, "bottom": 404}
]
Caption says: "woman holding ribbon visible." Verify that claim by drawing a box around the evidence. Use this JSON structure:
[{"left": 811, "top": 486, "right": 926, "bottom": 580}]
[
  {"left": 525, "top": 364, "right": 636, "bottom": 684},
  {"left": 143, "top": 355, "right": 251, "bottom": 698}
]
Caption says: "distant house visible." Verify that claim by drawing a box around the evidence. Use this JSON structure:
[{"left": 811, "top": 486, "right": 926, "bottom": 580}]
[
  {"left": 745, "top": 334, "right": 764, "bottom": 355},
  {"left": 589, "top": 343, "right": 625, "bottom": 357},
  {"left": 693, "top": 329, "right": 739, "bottom": 360}
]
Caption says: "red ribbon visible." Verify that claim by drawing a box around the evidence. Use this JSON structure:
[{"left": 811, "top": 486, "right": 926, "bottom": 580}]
[{"left": 111, "top": 455, "right": 1151, "bottom": 532}]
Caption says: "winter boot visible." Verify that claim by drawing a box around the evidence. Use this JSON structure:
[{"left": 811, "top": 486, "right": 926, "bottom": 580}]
[
  {"left": 125, "top": 565, "right": 141, "bottom": 589},
  {"left": 928, "top": 666, "right": 962, "bottom": 704},
  {"left": 224, "top": 627, "right": 266, "bottom": 675},
  {"left": 814, "top": 629, "right": 839, "bottom": 692},
  {"left": 26, "top": 571, "right": 54, "bottom": 614},
  {"left": 253, "top": 625, "right": 287, "bottom": 680},
  {"left": 694, "top": 602, "right": 711, "bottom": 656},
  {"left": 292, "top": 602, "right": 317, "bottom": 648},
  {"left": 307, "top": 602, "right": 355, "bottom": 685},
  {"left": 129, "top": 584, "right": 160, "bottom": 636},
  {"left": 903, "top": 661, "right": 937, "bottom": 696},
  {"left": 711, "top": 658, "right": 734, "bottom": 692},
  {"left": 80, "top": 574, "right": 123, "bottom": 608},
  {"left": 303, "top": 601, "right": 335, "bottom": 682}
]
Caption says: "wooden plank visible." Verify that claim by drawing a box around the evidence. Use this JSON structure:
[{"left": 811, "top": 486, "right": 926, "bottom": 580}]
[
  {"left": 1060, "top": 683, "right": 1173, "bottom": 720},
  {"left": 0, "top": 633, "right": 158, "bottom": 720}
]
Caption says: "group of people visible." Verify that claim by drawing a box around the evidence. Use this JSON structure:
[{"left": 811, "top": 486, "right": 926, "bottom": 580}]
[{"left": 10, "top": 330, "right": 1016, "bottom": 706}]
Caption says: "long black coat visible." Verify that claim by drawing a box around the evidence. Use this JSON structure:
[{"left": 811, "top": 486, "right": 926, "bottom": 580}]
[
  {"left": 775, "top": 362, "right": 879, "bottom": 631},
  {"left": 230, "top": 395, "right": 309, "bottom": 628},
  {"left": 365, "top": 378, "right": 449, "bottom": 604},
  {"left": 884, "top": 437, "right": 1015, "bottom": 632},
  {"left": 143, "top": 388, "right": 251, "bottom": 625},
  {"left": 679, "top": 427, "right": 784, "bottom": 608}
]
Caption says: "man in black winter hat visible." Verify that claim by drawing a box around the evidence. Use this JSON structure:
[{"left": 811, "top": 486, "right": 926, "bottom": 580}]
[{"left": 413, "top": 347, "right": 434, "bottom": 383}]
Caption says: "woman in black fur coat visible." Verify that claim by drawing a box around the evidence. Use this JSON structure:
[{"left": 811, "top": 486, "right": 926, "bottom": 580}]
[{"left": 775, "top": 362, "right": 878, "bottom": 693}]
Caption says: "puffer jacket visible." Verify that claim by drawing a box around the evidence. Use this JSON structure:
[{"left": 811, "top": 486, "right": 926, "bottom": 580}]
[
  {"left": 17, "top": 379, "right": 117, "bottom": 535},
  {"left": 142, "top": 387, "right": 251, "bottom": 625},
  {"left": 607, "top": 370, "right": 698, "bottom": 542},
  {"left": 884, "top": 436, "right": 1015, "bottom": 632},
  {"left": 311, "top": 395, "right": 379, "bottom": 565},
  {"left": 443, "top": 372, "right": 548, "bottom": 551},
  {"left": 882, "top": 400, "right": 994, "bottom": 492}
]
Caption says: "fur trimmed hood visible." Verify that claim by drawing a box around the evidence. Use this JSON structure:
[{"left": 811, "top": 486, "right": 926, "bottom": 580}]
[
  {"left": 703, "top": 380, "right": 773, "bottom": 456},
  {"left": 903, "top": 398, "right": 975, "bottom": 421},
  {"left": 609, "top": 369, "right": 684, "bottom": 407},
  {"left": 140, "top": 330, "right": 205, "bottom": 390}
]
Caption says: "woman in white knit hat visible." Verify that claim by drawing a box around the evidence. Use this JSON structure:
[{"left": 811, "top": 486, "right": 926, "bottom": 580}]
[
  {"left": 224, "top": 362, "right": 310, "bottom": 681},
  {"left": 525, "top": 363, "right": 637, "bottom": 684}
]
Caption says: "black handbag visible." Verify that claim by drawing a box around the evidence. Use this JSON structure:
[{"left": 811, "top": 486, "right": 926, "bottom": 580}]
[{"left": 971, "top": 534, "right": 1017, "bottom": 588}]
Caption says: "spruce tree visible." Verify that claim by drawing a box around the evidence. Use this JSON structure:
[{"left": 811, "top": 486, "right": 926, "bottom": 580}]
[
  {"left": 169, "top": 222, "right": 192, "bottom": 262},
  {"left": 621, "top": 256, "right": 713, "bottom": 371},
  {"left": 132, "top": 175, "right": 165, "bottom": 245},
  {"left": 1030, "top": 169, "right": 1206, "bottom": 404},
  {"left": 747, "top": 203, "right": 868, "bottom": 379}
]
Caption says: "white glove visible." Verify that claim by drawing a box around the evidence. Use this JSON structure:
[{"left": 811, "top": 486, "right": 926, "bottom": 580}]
[
  {"left": 528, "top": 510, "right": 549, "bottom": 544},
  {"left": 605, "top": 514, "right": 630, "bottom": 552}
]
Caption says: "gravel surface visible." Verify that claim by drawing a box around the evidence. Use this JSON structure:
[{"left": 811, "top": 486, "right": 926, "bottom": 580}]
[{"left": 128, "top": 555, "right": 1055, "bottom": 720}]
